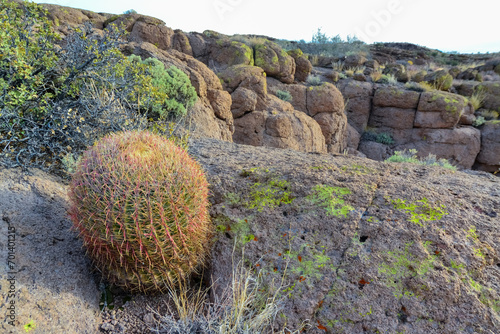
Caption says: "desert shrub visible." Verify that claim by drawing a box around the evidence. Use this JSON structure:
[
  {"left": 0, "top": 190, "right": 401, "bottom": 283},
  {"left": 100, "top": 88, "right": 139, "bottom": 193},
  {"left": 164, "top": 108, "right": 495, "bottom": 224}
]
[
  {"left": 470, "top": 88, "right": 486, "bottom": 111},
  {"left": 375, "top": 133, "right": 395, "bottom": 145},
  {"left": 0, "top": 0, "right": 196, "bottom": 175},
  {"left": 123, "top": 9, "right": 137, "bottom": 14},
  {"left": 140, "top": 57, "right": 197, "bottom": 119},
  {"left": 306, "top": 75, "right": 322, "bottom": 86},
  {"left": 405, "top": 81, "right": 435, "bottom": 92},
  {"left": 478, "top": 110, "right": 499, "bottom": 120},
  {"left": 69, "top": 131, "right": 212, "bottom": 293},
  {"left": 276, "top": 90, "right": 292, "bottom": 102},
  {"left": 385, "top": 149, "right": 456, "bottom": 170},
  {"left": 472, "top": 116, "right": 486, "bottom": 127},
  {"left": 379, "top": 74, "right": 398, "bottom": 85},
  {"left": 370, "top": 71, "right": 383, "bottom": 82}
]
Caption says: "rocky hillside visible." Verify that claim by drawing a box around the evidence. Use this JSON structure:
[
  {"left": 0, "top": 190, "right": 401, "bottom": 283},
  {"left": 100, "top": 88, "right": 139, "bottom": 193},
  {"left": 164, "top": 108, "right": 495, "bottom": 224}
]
[
  {"left": 1, "top": 139, "right": 499, "bottom": 333},
  {"left": 41, "top": 3, "right": 499, "bottom": 174},
  {"left": 0, "top": 2, "right": 499, "bottom": 334}
]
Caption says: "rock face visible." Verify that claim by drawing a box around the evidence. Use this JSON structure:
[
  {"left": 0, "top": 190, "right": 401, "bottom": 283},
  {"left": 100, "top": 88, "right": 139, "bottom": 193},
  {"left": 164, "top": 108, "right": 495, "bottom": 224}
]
[
  {"left": 475, "top": 121, "right": 500, "bottom": 172},
  {"left": 287, "top": 49, "right": 312, "bottom": 82},
  {"left": 254, "top": 40, "right": 296, "bottom": 84},
  {"left": 190, "top": 138, "right": 500, "bottom": 334},
  {"left": 0, "top": 168, "right": 100, "bottom": 334},
  {"left": 414, "top": 91, "right": 466, "bottom": 129},
  {"left": 476, "top": 82, "right": 500, "bottom": 111}
]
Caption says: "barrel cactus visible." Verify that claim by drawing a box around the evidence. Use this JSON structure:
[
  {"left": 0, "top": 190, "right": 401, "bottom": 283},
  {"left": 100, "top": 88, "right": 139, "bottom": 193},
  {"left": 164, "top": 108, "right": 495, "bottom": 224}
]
[{"left": 68, "top": 131, "right": 212, "bottom": 293}]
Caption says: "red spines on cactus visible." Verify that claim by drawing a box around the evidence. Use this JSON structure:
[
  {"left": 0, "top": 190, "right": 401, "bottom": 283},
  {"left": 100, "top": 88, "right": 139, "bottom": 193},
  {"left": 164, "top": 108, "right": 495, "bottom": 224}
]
[{"left": 68, "top": 131, "right": 212, "bottom": 293}]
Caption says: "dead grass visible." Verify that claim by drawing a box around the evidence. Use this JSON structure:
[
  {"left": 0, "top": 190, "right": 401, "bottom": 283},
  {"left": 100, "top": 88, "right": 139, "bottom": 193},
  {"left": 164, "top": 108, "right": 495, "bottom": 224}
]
[
  {"left": 149, "top": 241, "right": 307, "bottom": 334},
  {"left": 470, "top": 88, "right": 486, "bottom": 111}
]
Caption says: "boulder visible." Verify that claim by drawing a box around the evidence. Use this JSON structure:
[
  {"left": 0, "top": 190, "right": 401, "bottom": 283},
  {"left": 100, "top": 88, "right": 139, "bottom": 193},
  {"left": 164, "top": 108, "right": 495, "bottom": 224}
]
[
  {"left": 345, "top": 123, "right": 361, "bottom": 149},
  {"left": 457, "top": 69, "right": 482, "bottom": 81},
  {"left": 42, "top": 4, "right": 106, "bottom": 33},
  {"left": 475, "top": 82, "right": 500, "bottom": 111},
  {"left": 337, "top": 80, "right": 374, "bottom": 133},
  {"left": 207, "top": 89, "right": 232, "bottom": 121},
  {"left": 459, "top": 102, "right": 476, "bottom": 126},
  {"left": 396, "top": 127, "right": 481, "bottom": 168},
  {"left": 358, "top": 140, "right": 391, "bottom": 161},
  {"left": 455, "top": 81, "right": 480, "bottom": 97},
  {"left": 373, "top": 87, "right": 420, "bottom": 109},
  {"left": 218, "top": 65, "right": 267, "bottom": 97},
  {"left": 424, "top": 70, "right": 453, "bottom": 91},
  {"left": 313, "top": 112, "right": 348, "bottom": 153},
  {"left": 190, "top": 137, "right": 500, "bottom": 333},
  {"left": 415, "top": 91, "right": 467, "bottom": 129},
  {"left": 306, "top": 83, "right": 344, "bottom": 117},
  {"left": 230, "top": 87, "right": 258, "bottom": 119},
  {"left": 287, "top": 49, "right": 312, "bottom": 82},
  {"left": 364, "top": 59, "right": 380, "bottom": 71},
  {"left": 233, "top": 110, "right": 327, "bottom": 153},
  {"left": 128, "top": 18, "right": 174, "bottom": 50},
  {"left": 172, "top": 30, "right": 193, "bottom": 56},
  {"left": 208, "top": 40, "right": 254, "bottom": 70},
  {"left": 254, "top": 40, "right": 296, "bottom": 84},
  {"left": 412, "top": 70, "right": 427, "bottom": 83},
  {"left": 369, "top": 107, "right": 416, "bottom": 129},
  {"left": 186, "top": 32, "right": 210, "bottom": 59},
  {"left": 475, "top": 121, "right": 500, "bottom": 172},
  {"left": 344, "top": 54, "right": 367, "bottom": 68}
]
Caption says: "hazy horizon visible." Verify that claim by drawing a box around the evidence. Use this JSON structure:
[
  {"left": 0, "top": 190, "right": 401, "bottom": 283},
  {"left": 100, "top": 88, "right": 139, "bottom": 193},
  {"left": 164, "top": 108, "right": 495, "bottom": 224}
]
[{"left": 32, "top": 0, "right": 500, "bottom": 54}]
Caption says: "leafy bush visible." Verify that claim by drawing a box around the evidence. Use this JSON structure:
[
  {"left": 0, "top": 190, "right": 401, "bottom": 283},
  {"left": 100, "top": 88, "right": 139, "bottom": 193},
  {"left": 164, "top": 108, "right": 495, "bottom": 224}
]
[
  {"left": 385, "top": 149, "right": 456, "bottom": 170},
  {"left": 362, "top": 130, "right": 394, "bottom": 145},
  {"left": 0, "top": 0, "right": 196, "bottom": 175},
  {"left": 276, "top": 90, "right": 292, "bottom": 102},
  {"left": 306, "top": 75, "right": 322, "bottom": 86},
  {"left": 123, "top": 9, "right": 137, "bottom": 14},
  {"left": 472, "top": 116, "right": 486, "bottom": 127},
  {"left": 140, "top": 57, "right": 197, "bottom": 118}
]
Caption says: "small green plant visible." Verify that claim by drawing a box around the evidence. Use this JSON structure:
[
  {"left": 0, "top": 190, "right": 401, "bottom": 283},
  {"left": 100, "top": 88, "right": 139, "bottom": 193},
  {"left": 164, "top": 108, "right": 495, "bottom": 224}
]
[
  {"left": 244, "top": 171, "right": 294, "bottom": 212},
  {"left": 378, "top": 241, "right": 437, "bottom": 298},
  {"left": 472, "top": 116, "right": 486, "bottom": 127},
  {"left": 306, "top": 185, "right": 354, "bottom": 218},
  {"left": 385, "top": 149, "right": 456, "bottom": 170},
  {"left": 123, "top": 9, "right": 138, "bottom": 14},
  {"left": 379, "top": 74, "right": 398, "bottom": 85},
  {"left": 306, "top": 75, "right": 323, "bottom": 86},
  {"left": 276, "top": 90, "right": 293, "bottom": 102},
  {"left": 24, "top": 320, "right": 36, "bottom": 332},
  {"left": 387, "top": 197, "right": 448, "bottom": 227},
  {"left": 375, "top": 132, "right": 395, "bottom": 145},
  {"left": 478, "top": 110, "right": 499, "bottom": 120}
]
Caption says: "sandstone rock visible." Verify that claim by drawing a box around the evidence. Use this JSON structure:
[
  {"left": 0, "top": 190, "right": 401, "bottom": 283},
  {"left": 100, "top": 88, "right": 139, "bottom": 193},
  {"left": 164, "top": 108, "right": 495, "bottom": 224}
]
[
  {"left": 313, "top": 112, "right": 348, "bottom": 153},
  {"left": 459, "top": 102, "right": 475, "bottom": 126},
  {"left": 369, "top": 107, "right": 416, "bottom": 129},
  {"left": 306, "top": 83, "right": 344, "bottom": 117},
  {"left": 337, "top": 80, "right": 374, "bottom": 133},
  {"left": 448, "top": 66, "right": 461, "bottom": 79},
  {"left": 476, "top": 82, "right": 500, "bottom": 111},
  {"left": 353, "top": 73, "right": 367, "bottom": 82},
  {"left": 412, "top": 70, "right": 427, "bottom": 83},
  {"left": 358, "top": 140, "right": 391, "bottom": 161},
  {"left": 373, "top": 87, "right": 420, "bottom": 109},
  {"left": 415, "top": 91, "right": 466, "bottom": 128},
  {"left": 344, "top": 54, "right": 367, "bottom": 68},
  {"left": 128, "top": 19, "right": 174, "bottom": 50},
  {"left": 287, "top": 49, "right": 312, "bottom": 82},
  {"left": 218, "top": 65, "right": 267, "bottom": 97},
  {"left": 424, "top": 70, "right": 453, "bottom": 91},
  {"left": 42, "top": 4, "right": 106, "bottom": 34},
  {"left": 364, "top": 59, "right": 380, "bottom": 71},
  {"left": 187, "top": 32, "right": 210, "bottom": 58},
  {"left": 188, "top": 100, "right": 234, "bottom": 141},
  {"left": 230, "top": 87, "right": 258, "bottom": 119},
  {"left": 191, "top": 137, "right": 499, "bottom": 333},
  {"left": 207, "top": 89, "right": 232, "bottom": 121},
  {"left": 209, "top": 40, "right": 254, "bottom": 70},
  {"left": 233, "top": 110, "right": 326, "bottom": 153},
  {"left": 396, "top": 127, "right": 481, "bottom": 168},
  {"left": 345, "top": 123, "right": 361, "bottom": 149},
  {"left": 475, "top": 121, "right": 500, "bottom": 172},
  {"left": 455, "top": 81, "right": 480, "bottom": 97},
  {"left": 254, "top": 40, "right": 295, "bottom": 84},
  {"left": 172, "top": 30, "right": 193, "bottom": 56},
  {"left": 457, "top": 68, "right": 481, "bottom": 81},
  {"left": 383, "top": 63, "right": 405, "bottom": 76}
]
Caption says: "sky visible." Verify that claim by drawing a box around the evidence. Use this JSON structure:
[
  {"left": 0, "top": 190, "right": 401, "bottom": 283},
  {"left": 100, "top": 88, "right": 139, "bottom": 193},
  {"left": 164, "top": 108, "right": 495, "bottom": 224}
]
[{"left": 32, "top": 0, "right": 500, "bottom": 54}]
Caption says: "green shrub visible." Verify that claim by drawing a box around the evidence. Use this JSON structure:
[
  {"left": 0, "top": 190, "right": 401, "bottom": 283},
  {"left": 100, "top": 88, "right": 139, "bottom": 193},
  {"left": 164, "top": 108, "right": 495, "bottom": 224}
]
[
  {"left": 0, "top": 0, "right": 196, "bottom": 175},
  {"left": 123, "top": 9, "right": 137, "bottom": 14},
  {"left": 306, "top": 75, "right": 322, "bottom": 86},
  {"left": 69, "top": 131, "right": 212, "bottom": 293},
  {"left": 385, "top": 149, "right": 456, "bottom": 170},
  {"left": 276, "top": 90, "right": 292, "bottom": 102},
  {"left": 472, "top": 116, "right": 486, "bottom": 127},
  {"left": 375, "top": 133, "right": 395, "bottom": 145},
  {"left": 141, "top": 57, "right": 197, "bottom": 119}
]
